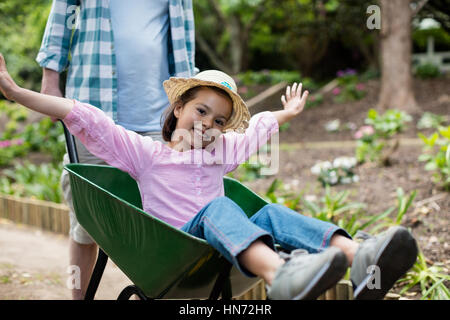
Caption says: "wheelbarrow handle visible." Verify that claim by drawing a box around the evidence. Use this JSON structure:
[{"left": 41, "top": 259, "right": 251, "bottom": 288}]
[
  {"left": 60, "top": 120, "right": 79, "bottom": 164},
  {"left": 59, "top": 119, "right": 108, "bottom": 300}
]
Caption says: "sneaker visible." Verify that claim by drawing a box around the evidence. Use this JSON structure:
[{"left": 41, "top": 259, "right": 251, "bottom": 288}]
[
  {"left": 351, "top": 226, "right": 418, "bottom": 300},
  {"left": 266, "top": 247, "right": 348, "bottom": 300}
]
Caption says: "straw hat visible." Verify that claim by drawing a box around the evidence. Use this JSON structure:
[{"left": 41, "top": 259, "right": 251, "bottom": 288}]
[{"left": 163, "top": 70, "right": 250, "bottom": 131}]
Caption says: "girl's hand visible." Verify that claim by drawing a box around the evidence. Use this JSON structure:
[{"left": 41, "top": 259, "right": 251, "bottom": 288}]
[
  {"left": 281, "top": 82, "right": 309, "bottom": 117},
  {"left": 0, "top": 53, "right": 18, "bottom": 101}
]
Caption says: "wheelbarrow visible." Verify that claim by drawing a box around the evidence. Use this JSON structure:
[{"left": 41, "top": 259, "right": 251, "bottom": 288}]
[{"left": 61, "top": 122, "right": 270, "bottom": 300}]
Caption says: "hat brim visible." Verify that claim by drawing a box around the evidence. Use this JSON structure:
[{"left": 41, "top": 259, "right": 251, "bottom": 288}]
[{"left": 163, "top": 77, "right": 250, "bottom": 131}]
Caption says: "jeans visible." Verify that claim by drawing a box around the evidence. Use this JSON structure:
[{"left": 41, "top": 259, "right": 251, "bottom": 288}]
[{"left": 181, "top": 196, "right": 351, "bottom": 277}]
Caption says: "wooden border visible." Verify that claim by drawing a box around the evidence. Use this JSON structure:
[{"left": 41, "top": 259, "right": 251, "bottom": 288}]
[{"left": 0, "top": 194, "right": 69, "bottom": 235}]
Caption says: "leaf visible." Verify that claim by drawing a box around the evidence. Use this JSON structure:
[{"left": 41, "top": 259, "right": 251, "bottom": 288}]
[
  {"left": 359, "top": 207, "right": 394, "bottom": 231},
  {"left": 438, "top": 126, "right": 450, "bottom": 139},
  {"left": 425, "top": 162, "right": 437, "bottom": 171}
]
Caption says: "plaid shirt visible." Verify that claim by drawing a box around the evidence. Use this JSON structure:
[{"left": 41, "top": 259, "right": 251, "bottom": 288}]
[{"left": 36, "top": 0, "right": 196, "bottom": 122}]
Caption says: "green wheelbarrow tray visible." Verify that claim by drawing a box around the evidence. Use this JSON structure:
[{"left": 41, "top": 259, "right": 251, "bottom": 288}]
[{"left": 65, "top": 163, "right": 270, "bottom": 300}]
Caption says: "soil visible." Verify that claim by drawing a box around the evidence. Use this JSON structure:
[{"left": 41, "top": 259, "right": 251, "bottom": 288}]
[{"left": 0, "top": 76, "right": 449, "bottom": 300}]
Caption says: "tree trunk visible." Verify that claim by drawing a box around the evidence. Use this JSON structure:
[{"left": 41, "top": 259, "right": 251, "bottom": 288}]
[
  {"left": 229, "top": 14, "right": 243, "bottom": 74},
  {"left": 378, "top": 0, "right": 420, "bottom": 114}
]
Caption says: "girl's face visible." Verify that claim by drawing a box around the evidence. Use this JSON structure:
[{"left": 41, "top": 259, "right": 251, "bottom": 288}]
[{"left": 170, "top": 87, "right": 233, "bottom": 150}]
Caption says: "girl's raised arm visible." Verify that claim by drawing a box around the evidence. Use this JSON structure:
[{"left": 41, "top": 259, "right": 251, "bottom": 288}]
[
  {"left": 0, "top": 53, "right": 73, "bottom": 119},
  {"left": 272, "top": 82, "right": 309, "bottom": 127}
]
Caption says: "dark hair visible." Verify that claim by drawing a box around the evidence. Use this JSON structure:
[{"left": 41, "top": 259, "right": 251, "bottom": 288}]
[{"left": 160, "top": 86, "right": 232, "bottom": 142}]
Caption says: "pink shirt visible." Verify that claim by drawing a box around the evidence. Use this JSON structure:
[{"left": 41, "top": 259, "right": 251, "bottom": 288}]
[{"left": 64, "top": 101, "right": 279, "bottom": 228}]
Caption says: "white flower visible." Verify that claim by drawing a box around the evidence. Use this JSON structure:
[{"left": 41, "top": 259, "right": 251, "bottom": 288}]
[
  {"left": 325, "top": 119, "right": 340, "bottom": 132},
  {"left": 311, "top": 161, "right": 332, "bottom": 175},
  {"left": 352, "top": 175, "right": 360, "bottom": 182},
  {"left": 341, "top": 177, "right": 352, "bottom": 184},
  {"left": 333, "top": 156, "right": 357, "bottom": 169},
  {"left": 304, "top": 194, "right": 317, "bottom": 202},
  {"left": 311, "top": 165, "right": 321, "bottom": 175},
  {"left": 329, "top": 176, "right": 338, "bottom": 184}
]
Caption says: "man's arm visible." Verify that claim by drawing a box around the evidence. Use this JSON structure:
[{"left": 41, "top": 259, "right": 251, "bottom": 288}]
[
  {"left": 36, "top": 0, "right": 79, "bottom": 74},
  {"left": 41, "top": 68, "right": 63, "bottom": 97}
]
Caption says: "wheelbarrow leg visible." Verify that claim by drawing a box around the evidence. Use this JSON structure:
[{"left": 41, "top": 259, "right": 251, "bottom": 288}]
[
  {"left": 117, "top": 285, "right": 149, "bottom": 300},
  {"left": 84, "top": 248, "right": 108, "bottom": 300},
  {"left": 209, "top": 262, "right": 233, "bottom": 300}
]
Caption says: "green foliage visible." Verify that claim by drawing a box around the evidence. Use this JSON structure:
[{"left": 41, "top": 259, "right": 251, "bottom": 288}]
[
  {"left": 413, "top": 28, "right": 450, "bottom": 52},
  {"left": 22, "top": 117, "right": 66, "bottom": 161},
  {"left": 365, "top": 109, "right": 412, "bottom": 139},
  {"left": 0, "top": 101, "right": 65, "bottom": 167},
  {"left": 0, "top": 161, "right": 63, "bottom": 203},
  {"left": 367, "top": 188, "right": 417, "bottom": 234},
  {"left": 301, "top": 186, "right": 367, "bottom": 237},
  {"left": 237, "top": 70, "right": 311, "bottom": 86},
  {"left": 305, "top": 93, "right": 324, "bottom": 109},
  {"left": 263, "top": 178, "right": 302, "bottom": 210},
  {"left": 418, "top": 126, "right": 450, "bottom": 190},
  {"left": 0, "top": 0, "right": 51, "bottom": 91},
  {"left": 414, "top": 63, "right": 441, "bottom": 79},
  {"left": 417, "top": 112, "right": 448, "bottom": 130},
  {"left": 398, "top": 251, "right": 450, "bottom": 300},
  {"left": 332, "top": 70, "right": 366, "bottom": 103},
  {"left": 279, "top": 122, "right": 290, "bottom": 132},
  {"left": 355, "top": 109, "right": 412, "bottom": 164},
  {"left": 226, "top": 155, "right": 265, "bottom": 182}
]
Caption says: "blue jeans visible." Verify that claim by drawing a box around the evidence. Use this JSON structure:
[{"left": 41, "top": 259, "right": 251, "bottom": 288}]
[{"left": 181, "top": 196, "right": 351, "bottom": 277}]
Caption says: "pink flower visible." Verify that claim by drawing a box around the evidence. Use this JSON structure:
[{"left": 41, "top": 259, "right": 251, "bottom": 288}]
[
  {"left": 332, "top": 87, "right": 341, "bottom": 95},
  {"left": 238, "top": 86, "right": 248, "bottom": 94},
  {"left": 0, "top": 139, "right": 24, "bottom": 148},
  {"left": 356, "top": 83, "right": 365, "bottom": 91},
  {"left": 354, "top": 125, "right": 374, "bottom": 139},
  {"left": 0, "top": 140, "right": 11, "bottom": 148}
]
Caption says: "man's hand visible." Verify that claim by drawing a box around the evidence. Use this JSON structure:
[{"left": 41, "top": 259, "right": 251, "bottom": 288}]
[
  {"left": 0, "top": 53, "right": 19, "bottom": 101},
  {"left": 281, "top": 82, "right": 309, "bottom": 117}
]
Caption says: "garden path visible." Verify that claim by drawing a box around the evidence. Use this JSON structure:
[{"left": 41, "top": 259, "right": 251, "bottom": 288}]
[{"left": 0, "top": 218, "right": 132, "bottom": 300}]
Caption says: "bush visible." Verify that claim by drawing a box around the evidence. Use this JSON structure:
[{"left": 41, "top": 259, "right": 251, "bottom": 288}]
[
  {"left": 0, "top": 101, "right": 65, "bottom": 167},
  {"left": 415, "top": 63, "right": 441, "bottom": 79},
  {"left": 0, "top": 161, "right": 63, "bottom": 203},
  {"left": 418, "top": 126, "right": 450, "bottom": 191},
  {"left": 332, "top": 69, "right": 366, "bottom": 103}
]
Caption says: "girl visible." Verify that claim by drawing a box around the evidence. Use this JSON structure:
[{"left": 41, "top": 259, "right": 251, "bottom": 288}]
[{"left": 0, "top": 54, "right": 417, "bottom": 300}]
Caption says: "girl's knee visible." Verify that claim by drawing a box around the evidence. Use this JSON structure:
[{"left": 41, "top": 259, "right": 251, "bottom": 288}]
[
  {"left": 209, "top": 196, "right": 235, "bottom": 208},
  {"left": 207, "top": 196, "right": 244, "bottom": 215}
]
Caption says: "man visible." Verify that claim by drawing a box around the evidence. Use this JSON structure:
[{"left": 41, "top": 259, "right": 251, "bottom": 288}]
[{"left": 36, "top": 0, "right": 196, "bottom": 299}]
